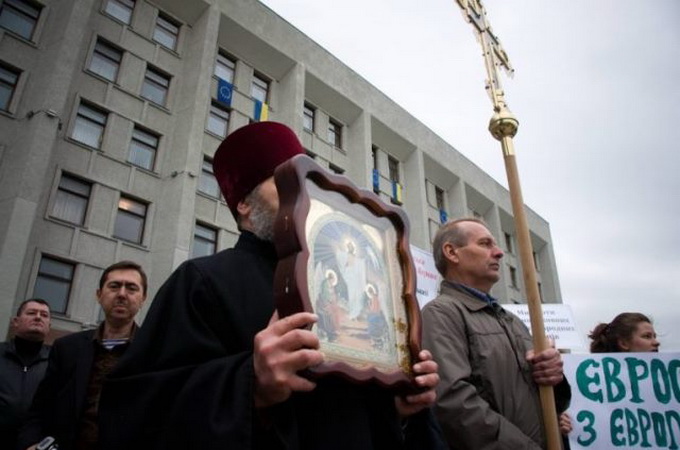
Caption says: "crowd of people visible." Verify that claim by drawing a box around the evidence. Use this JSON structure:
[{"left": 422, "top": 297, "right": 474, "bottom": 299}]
[{"left": 0, "top": 122, "right": 664, "bottom": 450}]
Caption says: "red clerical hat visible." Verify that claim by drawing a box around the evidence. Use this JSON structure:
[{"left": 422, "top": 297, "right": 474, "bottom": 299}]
[{"left": 213, "top": 122, "right": 304, "bottom": 217}]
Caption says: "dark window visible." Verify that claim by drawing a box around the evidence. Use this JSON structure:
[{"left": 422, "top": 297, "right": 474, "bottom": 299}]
[
  {"left": 504, "top": 232, "right": 514, "bottom": 254},
  {"left": 89, "top": 39, "right": 122, "bottom": 82},
  {"left": 198, "top": 158, "right": 220, "bottom": 198},
  {"left": 303, "top": 104, "right": 315, "bottom": 132},
  {"left": 328, "top": 118, "right": 342, "bottom": 148},
  {"left": 0, "top": 63, "right": 20, "bottom": 111},
  {"left": 192, "top": 223, "right": 217, "bottom": 258},
  {"left": 33, "top": 256, "right": 74, "bottom": 314},
  {"left": 533, "top": 251, "right": 540, "bottom": 271},
  {"left": 435, "top": 186, "right": 445, "bottom": 211},
  {"left": 215, "top": 52, "right": 235, "bottom": 83},
  {"left": 153, "top": 12, "right": 179, "bottom": 50},
  {"left": 207, "top": 102, "right": 229, "bottom": 138},
  {"left": 251, "top": 73, "right": 268, "bottom": 103},
  {"left": 141, "top": 66, "right": 170, "bottom": 106},
  {"left": 388, "top": 156, "right": 399, "bottom": 183},
  {"left": 52, "top": 174, "right": 91, "bottom": 225},
  {"left": 114, "top": 196, "right": 147, "bottom": 244},
  {"left": 104, "top": 0, "right": 135, "bottom": 25},
  {"left": 72, "top": 102, "right": 107, "bottom": 149},
  {"left": 128, "top": 127, "right": 158, "bottom": 170},
  {"left": 0, "top": 0, "right": 41, "bottom": 40},
  {"left": 509, "top": 266, "right": 519, "bottom": 289}
]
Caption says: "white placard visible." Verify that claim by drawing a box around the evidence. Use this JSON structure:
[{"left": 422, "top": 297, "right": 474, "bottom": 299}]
[
  {"left": 504, "top": 303, "right": 584, "bottom": 350},
  {"left": 563, "top": 352, "right": 680, "bottom": 449},
  {"left": 410, "top": 245, "right": 441, "bottom": 309}
]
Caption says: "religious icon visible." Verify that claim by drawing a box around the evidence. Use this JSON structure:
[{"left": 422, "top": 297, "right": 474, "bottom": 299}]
[{"left": 273, "top": 154, "right": 421, "bottom": 391}]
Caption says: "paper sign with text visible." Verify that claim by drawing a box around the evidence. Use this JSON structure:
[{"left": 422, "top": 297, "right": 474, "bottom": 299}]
[
  {"left": 504, "top": 303, "right": 583, "bottom": 350},
  {"left": 410, "top": 245, "right": 441, "bottom": 309},
  {"left": 563, "top": 352, "right": 680, "bottom": 449}
]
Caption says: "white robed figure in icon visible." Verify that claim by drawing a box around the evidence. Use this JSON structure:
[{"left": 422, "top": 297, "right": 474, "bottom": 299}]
[{"left": 335, "top": 239, "right": 367, "bottom": 320}]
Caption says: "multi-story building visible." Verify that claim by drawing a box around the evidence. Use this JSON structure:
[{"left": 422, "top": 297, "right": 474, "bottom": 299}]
[{"left": 0, "top": 0, "right": 561, "bottom": 339}]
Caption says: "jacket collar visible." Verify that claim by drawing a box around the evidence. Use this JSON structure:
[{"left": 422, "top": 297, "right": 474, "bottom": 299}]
[{"left": 441, "top": 280, "right": 498, "bottom": 313}]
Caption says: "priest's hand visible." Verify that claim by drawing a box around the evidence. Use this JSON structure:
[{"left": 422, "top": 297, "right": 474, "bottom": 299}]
[
  {"left": 527, "top": 338, "right": 564, "bottom": 386},
  {"left": 253, "top": 311, "right": 324, "bottom": 408},
  {"left": 394, "top": 349, "right": 439, "bottom": 418}
]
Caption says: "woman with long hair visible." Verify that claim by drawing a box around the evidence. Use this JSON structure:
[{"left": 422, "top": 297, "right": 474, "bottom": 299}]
[{"left": 588, "top": 312, "right": 660, "bottom": 353}]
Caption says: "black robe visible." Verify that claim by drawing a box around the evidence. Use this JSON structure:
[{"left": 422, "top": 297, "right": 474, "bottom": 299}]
[{"left": 99, "top": 232, "right": 444, "bottom": 450}]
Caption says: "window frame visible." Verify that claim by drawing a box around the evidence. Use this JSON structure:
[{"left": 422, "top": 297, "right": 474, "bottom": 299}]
[
  {"left": 214, "top": 51, "right": 236, "bottom": 83},
  {"left": 206, "top": 102, "right": 230, "bottom": 138},
  {"left": 141, "top": 66, "right": 170, "bottom": 107},
  {"left": 0, "top": 62, "right": 21, "bottom": 112},
  {"left": 128, "top": 126, "right": 159, "bottom": 171},
  {"left": 0, "top": 0, "right": 42, "bottom": 41},
  {"left": 327, "top": 118, "right": 342, "bottom": 149},
  {"left": 33, "top": 256, "right": 75, "bottom": 315},
  {"left": 88, "top": 38, "right": 123, "bottom": 82},
  {"left": 71, "top": 102, "right": 108, "bottom": 149},
  {"left": 198, "top": 157, "right": 220, "bottom": 199},
  {"left": 303, "top": 103, "right": 315, "bottom": 132},
  {"left": 192, "top": 222, "right": 218, "bottom": 259},
  {"left": 153, "top": 11, "right": 180, "bottom": 51},
  {"left": 387, "top": 155, "right": 400, "bottom": 183},
  {"left": 250, "top": 72, "right": 269, "bottom": 103},
  {"left": 51, "top": 173, "right": 92, "bottom": 226},
  {"left": 104, "top": 0, "right": 135, "bottom": 25},
  {"left": 113, "top": 195, "right": 147, "bottom": 245}
]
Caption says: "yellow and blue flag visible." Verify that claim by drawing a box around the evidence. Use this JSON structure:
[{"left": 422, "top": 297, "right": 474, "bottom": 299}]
[{"left": 253, "top": 100, "right": 269, "bottom": 121}]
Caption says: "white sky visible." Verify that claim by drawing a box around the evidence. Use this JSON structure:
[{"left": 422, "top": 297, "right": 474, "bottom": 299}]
[{"left": 259, "top": 0, "right": 680, "bottom": 351}]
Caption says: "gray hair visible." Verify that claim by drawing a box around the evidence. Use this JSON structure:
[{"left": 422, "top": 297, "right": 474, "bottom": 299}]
[{"left": 432, "top": 217, "right": 488, "bottom": 276}]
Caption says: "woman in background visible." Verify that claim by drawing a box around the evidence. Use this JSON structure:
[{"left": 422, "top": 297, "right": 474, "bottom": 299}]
[{"left": 561, "top": 312, "right": 660, "bottom": 448}]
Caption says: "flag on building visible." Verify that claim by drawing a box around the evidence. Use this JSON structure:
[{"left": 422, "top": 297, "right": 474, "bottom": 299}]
[
  {"left": 392, "top": 181, "right": 403, "bottom": 204},
  {"left": 253, "top": 100, "right": 269, "bottom": 121},
  {"left": 440, "top": 209, "right": 448, "bottom": 224},
  {"left": 217, "top": 78, "right": 233, "bottom": 106},
  {"left": 372, "top": 169, "right": 380, "bottom": 192}
]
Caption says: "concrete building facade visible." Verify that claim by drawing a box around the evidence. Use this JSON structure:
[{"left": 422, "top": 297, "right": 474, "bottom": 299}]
[{"left": 0, "top": 0, "right": 561, "bottom": 339}]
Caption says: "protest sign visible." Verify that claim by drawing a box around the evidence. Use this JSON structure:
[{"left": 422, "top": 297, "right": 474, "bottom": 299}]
[
  {"left": 504, "top": 303, "right": 583, "bottom": 350},
  {"left": 410, "top": 245, "right": 440, "bottom": 309},
  {"left": 563, "top": 352, "right": 680, "bottom": 449}
]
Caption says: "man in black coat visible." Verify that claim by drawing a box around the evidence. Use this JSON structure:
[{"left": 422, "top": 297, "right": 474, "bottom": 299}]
[
  {"left": 0, "top": 299, "right": 51, "bottom": 450},
  {"left": 17, "top": 261, "right": 147, "bottom": 450},
  {"left": 99, "top": 122, "right": 444, "bottom": 450}
]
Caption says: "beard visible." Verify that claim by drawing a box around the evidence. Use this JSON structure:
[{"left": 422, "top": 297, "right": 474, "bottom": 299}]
[{"left": 248, "top": 192, "right": 276, "bottom": 242}]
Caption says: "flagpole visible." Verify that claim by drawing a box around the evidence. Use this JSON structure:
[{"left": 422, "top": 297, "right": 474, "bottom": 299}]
[{"left": 455, "top": 2, "right": 562, "bottom": 449}]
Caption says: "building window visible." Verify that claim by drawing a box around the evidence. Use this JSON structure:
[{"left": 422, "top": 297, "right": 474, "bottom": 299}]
[
  {"left": 198, "top": 158, "right": 220, "bottom": 198},
  {"left": 153, "top": 12, "right": 179, "bottom": 51},
  {"left": 141, "top": 66, "right": 170, "bottom": 106},
  {"left": 89, "top": 39, "right": 122, "bottom": 82},
  {"left": 214, "top": 52, "right": 235, "bottom": 83},
  {"left": 328, "top": 118, "right": 342, "bottom": 148},
  {"left": 33, "top": 256, "right": 74, "bottom": 314},
  {"left": 0, "top": 63, "right": 20, "bottom": 112},
  {"left": 192, "top": 223, "right": 217, "bottom": 258},
  {"left": 128, "top": 127, "right": 158, "bottom": 171},
  {"left": 388, "top": 156, "right": 399, "bottom": 183},
  {"left": 435, "top": 186, "right": 445, "bottom": 210},
  {"left": 114, "top": 196, "right": 147, "bottom": 244},
  {"left": 207, "top": 102, "right": 229, "bottom": 138},
  {"left": 0, "top": 0, "right": 42, "bottom": 40},
  {"left": 104, "top": 0, "right": 135, "bottom": 25},
  {"left": 52, "top": 174, "right": 91, "bottom": 225},
  {"left": 509, "top": 266, "right": 519, "bottom": 289},
  {"left": 72, "top": 102, "right": 108, "bottom": 149},
  {"left": 533, "top": 251, "right": 540, "bottom": 271},
  {"left": 504, "top": 232, "right": 514, "bottom": 254},
  {"left": 251, "top": 73, "right": 269, "bottom": 103},
  {"left": 303, "top": 103, "right": 315, "bottom": 132}
]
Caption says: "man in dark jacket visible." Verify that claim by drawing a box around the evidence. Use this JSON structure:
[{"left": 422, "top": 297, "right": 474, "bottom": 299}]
[
  {"left": 99, "top": 121, "right": 444, "bottom": 450},
  {"left": 17, "top": 261, "right": 147, "bottom": 450},
  {"left": 0, "top": 299, "right": 51, "bottom": 449},
  {"left": 422, "top": 218, "right": 570, "bottom": 449}
]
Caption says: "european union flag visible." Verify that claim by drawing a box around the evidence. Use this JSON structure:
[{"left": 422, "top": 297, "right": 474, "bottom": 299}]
[
  {"left": 253, "top": 100, "right": 269, "bottom": 122},
  {"left": 217, "top": 78, "right": 233, "bottom": 106},
  {"left": 372, "top": 169, "right": 380, "bottom": 192}
]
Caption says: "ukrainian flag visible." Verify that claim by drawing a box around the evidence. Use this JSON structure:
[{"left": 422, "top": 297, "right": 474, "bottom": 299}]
[
  {"left": 253, "top": 100, "right": 269, "bottom": 122},
  {"left": 392, "top": 181, "right": 403, "bottom": 204}
]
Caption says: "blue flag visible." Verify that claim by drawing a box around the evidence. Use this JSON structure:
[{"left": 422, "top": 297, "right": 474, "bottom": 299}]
[
  {"left": 253, "top": 100, "right": 269, "bottom": 122},
  {"left": 217, "top": 78, "right": 233, "bottom": 106}
]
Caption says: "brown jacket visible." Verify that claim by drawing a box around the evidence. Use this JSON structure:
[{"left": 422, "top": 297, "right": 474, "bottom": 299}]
[{"left": 422, "top": 281, "right": 570, "bottom": 450}]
